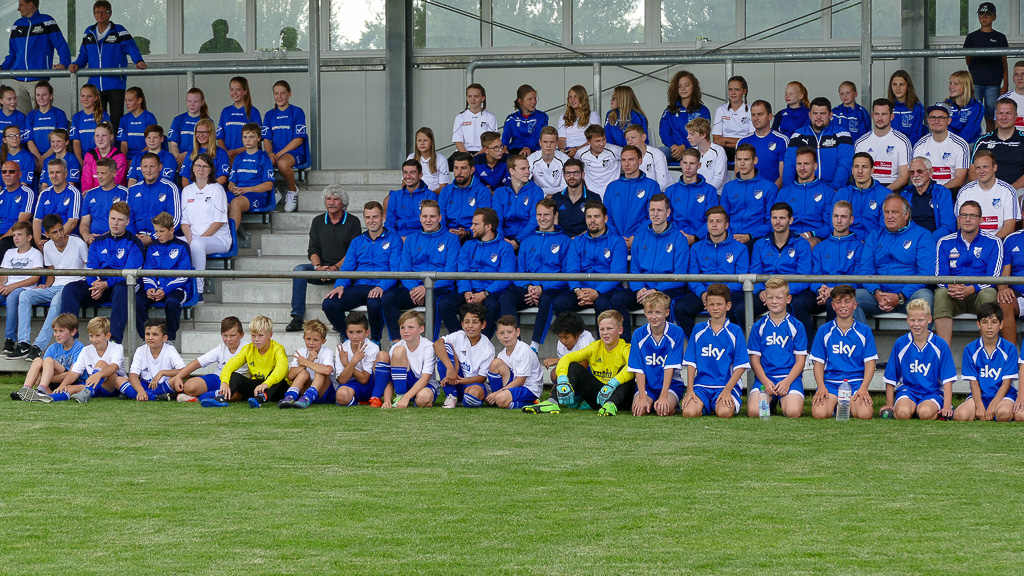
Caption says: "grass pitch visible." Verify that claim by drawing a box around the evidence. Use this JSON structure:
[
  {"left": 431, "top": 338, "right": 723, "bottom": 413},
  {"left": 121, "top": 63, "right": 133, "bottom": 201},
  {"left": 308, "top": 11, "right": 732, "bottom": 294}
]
[{"left": 2, "top": 382, "right": 1023, "bottom": 575}]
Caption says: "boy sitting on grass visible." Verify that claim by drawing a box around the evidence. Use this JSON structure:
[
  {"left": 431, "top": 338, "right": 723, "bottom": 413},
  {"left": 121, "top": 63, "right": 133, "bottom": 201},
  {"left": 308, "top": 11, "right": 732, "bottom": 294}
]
[
  {"left": 335, "top": 311, "right": 380, "bottom": 407},
  {"left": 12, "top": 313, "right": 83, "bottom": 402},
  {"left": 747, "top": 277, "right": 808, "bottom": 418},
  {"left": 216, "top": 315, "right": 289, "bottom": 408},
  {"left": 681, "top": 284, "right": 749, "bottom": 418},
  {"left": 373, "top": 311, "right": 437, "bottom": 409},
  {"left": 809, "top": 284, "right": 877, "bottom": 420},
  {"left": 278, "top": 319, "right": 336, "bottom": 409},
  {"left": 541, "top": 311, "right": 594, "bottom": 385},
  {"left": 435, "top": 302, "right": 495, "bottom": 408},
  {"left": 956, "top": 302, "right": 1024, "bottom": 422},
  {"left": 525, "top": 310, "right": 632, "bottom": 415},
  {"left": 170, "top": 316, "right": 246, "bottom": 403},
  {"left": 484, "top": 315, "right": 544, "bottom": 409},
  {"left": 631, "top": 291, "right": 687, "bottom": 417},
  {"left": 49, "top": 317, "right": 128, "bottom": 403},
  {"left": 881, "top": 299, "right": 956, "bottom": 420},
  {"left": 123, "top": 319, "right": 186, "bottom": 401}
]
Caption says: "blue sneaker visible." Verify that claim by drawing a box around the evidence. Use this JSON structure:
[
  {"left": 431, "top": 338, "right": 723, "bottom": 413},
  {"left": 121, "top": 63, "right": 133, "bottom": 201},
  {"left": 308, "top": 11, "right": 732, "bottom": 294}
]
[
  {"left": 200, "top": 397, "right": 229, "bottom": 408},
  {"left": 248, "top": 397, "right": 263, "bottom": 408},
  {"left": 294, "top": 397, "right": 312, "bottom": 409}
]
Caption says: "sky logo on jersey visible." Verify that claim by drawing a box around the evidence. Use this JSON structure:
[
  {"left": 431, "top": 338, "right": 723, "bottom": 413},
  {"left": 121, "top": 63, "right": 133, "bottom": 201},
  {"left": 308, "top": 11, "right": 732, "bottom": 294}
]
[
  {"left": 904, "top": 240, "right": 912, "bottom": 250},
  {"left": 765, "top": 334, "right": 789, "bottom": 347},
  {"left": 979, "top": 365, "right": 1002, "bottom": 380},
  {"left": 832, "top": 342, "right": 855, "bottom": 355},
  {"left": 701, "top": 345, "right": 725, "bottom": 361},
  {"left": 645, "top": 353, "right": 667, "bottom": 366},
  {"left": 909, "top": 360, "right": 931, "bottom": 375}
]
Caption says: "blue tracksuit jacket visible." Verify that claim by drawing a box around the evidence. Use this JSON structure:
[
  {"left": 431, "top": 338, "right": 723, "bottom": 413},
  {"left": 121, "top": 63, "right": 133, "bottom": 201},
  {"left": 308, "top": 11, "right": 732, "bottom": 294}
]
[
  {"left": 604, "top": 173, "right": 659, "bottom": 238},
  {"left": 334, "top": 228, "right": 402, "bottom": 292}
]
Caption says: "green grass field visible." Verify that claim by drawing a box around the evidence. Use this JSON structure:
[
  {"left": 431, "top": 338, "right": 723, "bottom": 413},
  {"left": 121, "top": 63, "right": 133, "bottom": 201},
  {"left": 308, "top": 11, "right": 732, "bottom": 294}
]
[{"left": 2, "top": 381, "right": 1024, "bottom": 575}]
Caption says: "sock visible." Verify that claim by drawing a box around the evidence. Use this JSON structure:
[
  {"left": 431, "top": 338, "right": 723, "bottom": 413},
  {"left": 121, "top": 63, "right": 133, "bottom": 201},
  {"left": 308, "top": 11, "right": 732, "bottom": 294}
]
[
  {"left": 529, "top": 341, "right": 540, "bottom": 350},
  {"left": 372, "top": 362, "right": 391, "bottom": 398},
  {"left": 486, "top": 371, "right": 503, "bottom": 395},
  {"left": 198, "top": 391, "right": 217, "bottom": 402},
  {"left": 337, "top": 395, "right": 357, "bottom": 407},
  {"left": 300, "top": 386, "right": 319, "bottom": 404},
  {"left": 283, "top": 386, "right": 300, "bottom": 402},
  {"left": 443, "top": 385, "right": 457, "bottom": 399},
  {"left": 152, "top": 381, "right": 173, "bottom": 396},
  {"left": 390, "top": 366, "right": 409, "bottom": 395},
  {"left": 49, "top": 391, "right": 70, "bottom": 401},
  {"left": 463, "top": 393, "right": 483, "bottom": 407},
  {"left": 120, "top": 381, "right": 140, "bottom": 400}
]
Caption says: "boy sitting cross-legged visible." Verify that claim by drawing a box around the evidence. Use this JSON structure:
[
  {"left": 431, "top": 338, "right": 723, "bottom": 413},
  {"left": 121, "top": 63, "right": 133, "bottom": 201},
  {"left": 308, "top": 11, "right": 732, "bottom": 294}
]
[
  {"left": 681, "top": 283, "right": 750, "bottom": 418},
  {"left": 169, "top": 316, "right": 246, "bottom": 404},
  {"left": 50, "top": 317, "right": 129, "bottom": 403},
  {"left": 278, "top": 319, "right": 336, "bottom": 409},
  {"left": 434, "top": 302, "right": 495, "bottom": 409},
  {"left": 217, "top": 315, "right": 289, "bottom": 408},
  {"left": 956, "top": 302, "right": 1024, "bottom": 422},
  {"left": 881, "top": 299, "right": 956, "bottom": 420},
  {"left": 484, "top": 315, "right": 545, "bottom": 409},
  {"left": 809, "top": 284, "right": 877, "bottom": 420},
  {"left": 372, "top": 311, "right": 438, "bottom": 409},
  {"left": 631, "top": 291, "right": 688, "bottom": 417},
  {"left": 747, "top": 277, "right": 808, "bottom": 418},
  {"left": 124, "top": 319, "right": 187, "bottom": 401},
  {"left": 334, "top": 311, "right": 380, "bottom": 407},
  {"left": 11, "top": 313, "right": 83, "bottom": 402}
]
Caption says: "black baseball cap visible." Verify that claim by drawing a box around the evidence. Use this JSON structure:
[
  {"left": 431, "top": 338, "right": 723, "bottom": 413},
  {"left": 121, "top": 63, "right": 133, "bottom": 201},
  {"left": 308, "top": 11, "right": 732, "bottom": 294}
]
[
  {"left": 926, "top": 103, "right": 951, "bottom": 116},
  {"left": 978, "top": 2, "right": 996, "bottom": 15}
]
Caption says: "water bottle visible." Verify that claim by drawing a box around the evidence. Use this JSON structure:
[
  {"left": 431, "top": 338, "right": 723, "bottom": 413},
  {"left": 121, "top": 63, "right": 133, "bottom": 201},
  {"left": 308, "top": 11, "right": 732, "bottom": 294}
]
[
  {"left": 836, "top": 380, "right": 851, "bottom": 421},
  {"left": 758, "top": 390, "right": 770, "bottom": 420}
]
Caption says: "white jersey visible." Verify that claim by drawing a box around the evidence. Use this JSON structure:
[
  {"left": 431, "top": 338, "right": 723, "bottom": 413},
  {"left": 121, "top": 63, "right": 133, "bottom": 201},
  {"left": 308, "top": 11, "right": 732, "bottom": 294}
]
[
  {"left": 576, "top": 143, "right": 622, "bottom": 197},
  {"left": 640, "top": 147, "right": 671, "bottom": 191},
  {"left": 336, "top": 339, "right": 380, "bottom": 382},
  {"left": 556, "top": 330, "right": 595, "bottom": 357},
  {"left": 712, "top": 103, "right": 754, "bottom": 139},
  {"left": 999, "top": 89, "right": 1024, "bottom": 129},
  {"left": 496, "top": 340, "right": 544, "bottom": 398},
  {"left": 130, "top": 342, "right": 186, "bottom": 384},
  {"left": 389, "top": 336, "right": 438, "bottom": 386},
  {"left": 43, "top": 235, "right": 88, "bottom": 287},
  {"left": 441, "top": 330, "right": 495, "bottom": 379},
  {"left": 452, "top": 109, "right": 498, "bottom": 152},
  {"left": 180, "top": 182, "right": 231, "bottom": 243},
  {"left": 290, "top": 345, "right": 337, "bottom": 382},
  {"left": 557, "top": 111, "right": 600, "bottom": 149},
  {"left": 1, "top": 246, "right": 42, "bottom": 286},
  {"left": 408, "top": 152, "right": 451, "bottom": 191},
  {"left": 71, "top": 342, "right": 126, "bottom": 378},
  {"left": 856, "top": 129, "right": 912, "bottom": 185},
  {"left": 196, "top": 342, "right": 249, "bottom": 376},
  {"left": 955, "top": 179, "right": 1021, "bottom": 233},
  {"left": 913, "top": 133, "right": 970, "bottom": 186},
  {"left": 526, "top": 149, "right": 570, "bottom": 195},
  {"left": 699, "top": 143, "right": 728, "bottom": 191}
]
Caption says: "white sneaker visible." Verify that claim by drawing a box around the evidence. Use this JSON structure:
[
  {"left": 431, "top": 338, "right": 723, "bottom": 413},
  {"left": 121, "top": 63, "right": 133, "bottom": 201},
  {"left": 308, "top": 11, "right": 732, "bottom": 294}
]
[
  {"left": 177, "top": 394, "right": 196, "bottom": 403},
  {"left": 283, "top": 190, "right": 298, "bottom": 212},
  {"left": 442, "top": 394, "right": 458, "bottom": 409}
]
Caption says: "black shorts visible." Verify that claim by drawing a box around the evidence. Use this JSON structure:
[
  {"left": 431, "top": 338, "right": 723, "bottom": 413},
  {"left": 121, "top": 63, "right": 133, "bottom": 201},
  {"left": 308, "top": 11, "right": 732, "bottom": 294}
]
[{"left": 229, "top": 373, "right": 289, "bottom": 401}]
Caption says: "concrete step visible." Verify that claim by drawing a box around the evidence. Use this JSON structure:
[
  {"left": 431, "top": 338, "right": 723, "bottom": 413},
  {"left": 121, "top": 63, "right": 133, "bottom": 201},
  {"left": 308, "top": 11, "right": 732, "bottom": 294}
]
[
  {"left": 192, "top": 302, "right": 314, "bottom": 325},
  {"left": 258, "top": 233, "right": 309, "bottom": 257},
  {"left": 233, "top": 255, "right": 307, "bottom": 272},
  {"left": 219, "top": 278, "right": 332, "bottom": 306},
  {"left": 298, "top": 186, "right": 388, "bottom": 212}
]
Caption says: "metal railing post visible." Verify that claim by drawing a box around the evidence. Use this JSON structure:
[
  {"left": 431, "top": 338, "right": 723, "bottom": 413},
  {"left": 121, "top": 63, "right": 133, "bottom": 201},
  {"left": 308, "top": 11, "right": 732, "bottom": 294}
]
[
  {"left": 860, "top": 0, "right": 872, "bottom": 105},
  {"left": 593, "top": 62, "right": 602, "bottom": 119},
  {"left": 186, "top": 70, "right": 195, "bottom": 91},
  {"left": 423, "top": 275, "right": 435, "bottom": 339},
  {"left": 742, "top": 277, "right": 754, "bottom": 338},
  {"left": 69, "top": 71, "right": 79, "bottom": 115},
  {"left": 309, "top": 0, "right": 322, "bottom": 170},
  {"left": 125, "top": 272, "right": 137, "bottom": 353},
  {"left": 725, "top": 58, "right": 734, "bottom": 81}
]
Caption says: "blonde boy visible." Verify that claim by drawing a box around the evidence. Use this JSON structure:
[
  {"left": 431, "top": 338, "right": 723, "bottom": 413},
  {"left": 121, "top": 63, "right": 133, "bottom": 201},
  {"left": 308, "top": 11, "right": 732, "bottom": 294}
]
[
  {"left": 630, "top": 291, "right": 687, "bottom": 417},
  {"left": 279, "top": 319, "right": 336, "bottom": 409},
  {"left": 747, "top": 278, "right": 808, "bottom": 418},
  {"left": 170, "top": 316, "right": 246, "bottom": 404},
  {"left": 51, "top": 317, "right": 128, "bottom": 403},
  {"left": 882, "top": 299, "right": 956, "bottom": 420},
  {"left": 374, "top": 310, "right": 438, "bottom": 409},
  {"left": 218, "top": 315, "right": 289, "bottom": 407}
]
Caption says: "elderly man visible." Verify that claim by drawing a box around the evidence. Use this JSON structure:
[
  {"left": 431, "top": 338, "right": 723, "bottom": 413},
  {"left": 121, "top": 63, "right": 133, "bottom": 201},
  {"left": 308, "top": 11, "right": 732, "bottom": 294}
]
[
  {"left": 286, "top": 185, "right": 361, "bottom": 332},
  {"left": 900, "top": 156, "right": 956, "bottom": 242},
  {"left": 854, "top": 194, "right": 936, "bottom": 323},
  {"left": 0, "top": 160, "right": 35, "bottom": 256},
  {"left": 32, "top": 158, "right": 80, "bottom": 249},
  {"left": 1, "top": 0, "right": 71, "bottom": 113}
]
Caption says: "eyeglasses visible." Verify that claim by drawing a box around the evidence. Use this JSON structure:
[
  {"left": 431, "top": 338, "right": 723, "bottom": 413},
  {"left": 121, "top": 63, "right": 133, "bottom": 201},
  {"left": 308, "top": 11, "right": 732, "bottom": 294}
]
[
  {"left": 958, "top": 213, "right": 981, "bottom": 219},
  {"left": 909, "top": 169, "right": 929, "bottom": 174},
  {"left": 485, "top": 145, "right": 502, "bottom": 151},
  {"left": 3, "top": 135, "right": 18, "bottom": 140},
  {"left": 564, "top": 170, "right": 582, "bottom": 176},
  {"left": 1, "top": 169, "right": 17, "bottom": 174},
  {"left": 927, "top": 115, "right": 949, "bottom": 120},
  {"left": 193, "top": 163, "right": 211, "bottom": 170},
  {"left": 195, "top": 130, "right": 210, "bottom": 135}
]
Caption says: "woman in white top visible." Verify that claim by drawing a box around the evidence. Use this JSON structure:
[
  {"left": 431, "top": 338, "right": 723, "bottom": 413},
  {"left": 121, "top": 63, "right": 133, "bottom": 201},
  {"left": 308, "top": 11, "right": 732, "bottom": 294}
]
[
  {"left": 451, "top": 83, "right": 497, "bottom": 154},
  {"left": 406, "top": 127, "right": 450, "bottom": 193},
  {"left": 711, "top": 75, "right": 754, "bottom": 161},
  {"left": 179, "top": 152, "right": 231, "bottom": 294},
  {"left": 557, "top": 84, "right": 600, "bottom": 158}
]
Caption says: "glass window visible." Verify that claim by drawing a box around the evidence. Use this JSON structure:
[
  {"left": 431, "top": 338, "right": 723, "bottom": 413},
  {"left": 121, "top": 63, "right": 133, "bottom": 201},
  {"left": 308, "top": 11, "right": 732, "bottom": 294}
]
[
  {"left": 746, "top": 0, "right": 822, "bottom": 41},
  {"left": 257, "top": 0, "right": 308, "bottom": 52},
  {"left": 331, "top": 0, "right": 385, "bottom": 50},
  {"left": 493, "top": 0, "right": 563, "bottom": 46},
  {"left": 572, "top": 0, "right": 644, "bottom": 44},
  {"left": 933, "top": 0, "right": 1010, "bottom": 36},
  {"left": 183, "top": 0, "right": 247, "bottom": 54},
  {"left": 413, "top": 0, "right": 481, "bottom": 49},
  {"left": 831, "top": 0, "right": 900, "bottom": 39},
  {"left": 75, "top": 1, "right": 167, "bottom": 56},
  {"left": 661, "top": 0, "right": 736, "bottom": 43}
]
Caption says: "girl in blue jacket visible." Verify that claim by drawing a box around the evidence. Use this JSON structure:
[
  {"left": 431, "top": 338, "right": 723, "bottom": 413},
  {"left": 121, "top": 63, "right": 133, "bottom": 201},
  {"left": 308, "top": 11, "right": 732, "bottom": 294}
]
[
  {"left": 604, "top": 85, "right": 648, "bottom": 147},
  {"left": 501, "top": 84, "right": 548, "bottom": 155},
  {"left": 945, "top": 70, "right": 984, "bottom": 144}
]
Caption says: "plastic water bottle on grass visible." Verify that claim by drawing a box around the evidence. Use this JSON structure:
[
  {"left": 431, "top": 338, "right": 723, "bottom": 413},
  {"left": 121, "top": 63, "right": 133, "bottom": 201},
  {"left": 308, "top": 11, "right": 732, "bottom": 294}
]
[
  {"left": 836, "top": 380, "right": 851, "bottom": 421},
  {"left": 758, "top": 390, "right": 770, "bottom": 420}
]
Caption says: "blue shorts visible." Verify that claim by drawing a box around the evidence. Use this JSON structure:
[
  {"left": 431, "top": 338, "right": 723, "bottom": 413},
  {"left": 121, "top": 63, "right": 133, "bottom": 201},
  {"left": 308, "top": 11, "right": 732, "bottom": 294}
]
[
  {"left": 692, "top": 386, "right": 742, "bottom": 415},
  {"left": 894, "top": 387, "right": 943, "bottom": 409},
  {"left": 242, "top": 191, "right": 272, "bottom": 211},
  {"left": 280, "top": 150, "right": 306, "bottom": 168},
  {"left": 200, "top": 374, "right": 222, "bottom": 393},
  {"left": 642, "top": 381, "right": 686, "bottom": 404},
  {"left": 968, "top": 390, "right": 1018, "bottom": 408},
  {"left": 750, "top": 377, "right": 805, "bottom": 397},
  {"left": 506, "top": 386, "right": 538, "bottom": 404},
  {"left": 338, "top": 377, "right": 373, "bottom": 405},
  {"left": 398, "top": 383, "right": 438, "bottom": 406},
  {"left": 825, "top": 380, "right": 862, "bottom": 396},
  {"left": 91, "top": 379, "right": 117, "bottom": 398}
]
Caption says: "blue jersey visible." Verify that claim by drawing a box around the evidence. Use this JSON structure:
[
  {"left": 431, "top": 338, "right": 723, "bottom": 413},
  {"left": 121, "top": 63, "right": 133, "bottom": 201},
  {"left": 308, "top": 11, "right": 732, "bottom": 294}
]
[
  {"left": 750, "top": 232, "right": 812, "bottom": 293},
  {"left": 6, "top": 148, "right": 35, "bottom": 188},
  {"left": 604, "top": 173, "right": 658, "bottom": 239},
  {"left": 564, "top": 229, "right": 628, "bottom": 294},
  {"left": 472, "top": 153, "right": 510, "bottom": 191},
  {"left": 386, "top": 181, "right": 437, "bottom": 238},
  {"left": 771, "top": 105, "right": 809, "bottom": 138},
  {"left": 748, "top": 313, "right": 807, "bottom": 381},
  {"left": 33, "top": 183, "right": 81, "bottom": 223},
  {"left": 141, "top": 237, "right": 194, "bottom": 298},
  {"left": 261, "top": 105, "right": 309, "bottom": 163},
  {"left": 945, "top": 98, "right": 984, "bottom": 143},
  {"left": 493, "top": 180, "right": 545, "bottom": 242},
  {"left": 659, "top": 102, "right": 711, "bottom": 149},
  {"left": 44, "top": 340, "right": 84, "bottom": 372},
  {"left": 935, "top": 231, "right": 1003, "bottom": 292},
  {"left": 501, "top": 110, "right": 548, "bottom": 151},
  {"left": 0, "top": 109, "right": 28, "bottom": 142},
  {"left": 71, "top": 22, "right": 145, "bottom": 91},
  {"left": 551, "top": 185, "right": 600, "bottom": 237},
  {"left": 69, "top": 110, "right": 111, "bottom": 153},
  {"left": 81, "top": 185, "right": 128, "bottom": 236},
  {"left": 168, "top": 113, "right": 200, "bottom": 154},
  {"left": 605, "top": 109, "right": 648, "bottom": 147},
  {"left": 688, "top": 236, "right": 749, "bottom": 295},
  {"left": 228, "top": 149, "right": 274, "bottom": 190},
  {"left": 514, "top": 228, "right": 571, "bottom": 291},
  {"left": 900, "top": 182, "right": 956, "bottom": 242},
  {"left": 126, "top": 179, "right": 181, "bottom": 239},
  {"left": 832, "top": 180, "right": 889, "bottom": 239},
  {"left": 809, "top": 320, "right": 878, "bottom": 385},
  {"left": 664, "top": 174, "right": 718, "bottom": 239},
  {"left": 116, "top": 110, "right": 158, "bottom": 160},
  {"left": 334, "top": 228, "right": 402, "bottom": 292},
  {"left": 456, "top": 235, "right": 516, "bottom": 295},
  {"left": 437, "top": 176, "right": 492, "bottom": 232},
  {"left": 776, "top": 179, "right": 835, "bottom": 239},
  {"left": 1002, "top": 230, "right": 1024, "bottom": 294},
  {"left": 783, "top": 124, "right": 854, "bottom": 190},
  {"left": 810, "top": 232, "right": 862, "bottom": 292},
  {"left": 38, "top": 153, "right": 80, "bottom": 189},
  {"left": 719, "top": 172, "right": 777, "bottom": 240},
  {"left": 26, "top": 106, "right": 69, "bottom": 155},
  {"left": 629, "top": 322, "right": 685, "bottom": 389},
  {"left": 892, "top": 101, "right": 925, "bottom": 143},
  {"left": 397, "top": 227, "right": 460, "bottom": 291},
  {"left": 737, "top": 132, "right": 788, "bottom": 185},
  {"left": 629, "top": 223, "right": 688, "bottom": 292},
  {"left": 180, "top": 147, "right": 230, "bottom": 184},
  {"left": 883, "top": 332, "right": 957, "bottom": 396},
  {"left": 217, "top": 104, "right": 261, "bottom": 151},
  {"left": 831, "top": 103, "right": 871, "bottom": 143},
  {"left": 86, "top": 231, "right": 144, "bottom": 286},
  {"left": 2, "top": 12, "right": 71, "bottom": 81},
  {"left": 857, "top": 222, "right": 935, "bottom": 298},
  {"left": 127, "top": 149, "right": 177, "bottom": 182},
  {"left": 961, "top": 337, "right": 1020, "bottom": 400},
  {"left": 683, "top": 320, "right": 750, "bottom": 389},
  {"left": 0, "top": 184, "right": 34, "bottom": 233}
]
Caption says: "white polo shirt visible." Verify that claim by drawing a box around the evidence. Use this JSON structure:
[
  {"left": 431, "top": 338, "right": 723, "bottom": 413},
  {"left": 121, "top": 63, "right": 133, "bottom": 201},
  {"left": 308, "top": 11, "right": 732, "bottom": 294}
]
[
  {"left": 527, "top": 149, "right": 570, "bottom": 195},
  {"left": 712, "top": 103, "right": 754, "bottom": 139},
  {"left": 955, "top": 178, "right": 1021, "bottom": 233},
  {"left": 557, "top": 111, "right": 600, "bottom": 149},
  {"left": 452, "top": 109, "right": 498, "bottom": 152},
  {"left": 180, "top": 181, "right": 231, "bottom": 243}
]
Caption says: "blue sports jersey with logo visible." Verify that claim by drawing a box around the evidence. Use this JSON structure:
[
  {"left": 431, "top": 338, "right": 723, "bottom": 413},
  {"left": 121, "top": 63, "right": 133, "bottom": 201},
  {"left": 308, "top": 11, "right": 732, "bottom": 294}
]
[
  {"left": 883, "top": 332, "right": 957, "bottom": 396},
  {"left": 81, "top": 185, "right": 128, "bottom": 236},
  {"left": 683, "top": 320, "right": 750, "bottom": 388},
  {"left": 629, "top": 322, "right": 685, "bottom": 390},
  {"left": 961, "top": 337, "right": 1020, "bottom": 400},
  {"left": 748, "top": 313, "right": 808, "bottom": 381},
  {"left": 809, "top": 320, "right": 878, "bottom": 385}
]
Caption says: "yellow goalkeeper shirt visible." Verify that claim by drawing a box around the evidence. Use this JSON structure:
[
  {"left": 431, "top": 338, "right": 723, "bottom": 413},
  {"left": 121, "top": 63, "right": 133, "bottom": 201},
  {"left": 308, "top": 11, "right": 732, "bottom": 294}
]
[
  {"left": 555, "top": 339, "right": 633, "bottom": 385},
  {"left": 220, "top": 341, "right": 289, "bottom": 386}
]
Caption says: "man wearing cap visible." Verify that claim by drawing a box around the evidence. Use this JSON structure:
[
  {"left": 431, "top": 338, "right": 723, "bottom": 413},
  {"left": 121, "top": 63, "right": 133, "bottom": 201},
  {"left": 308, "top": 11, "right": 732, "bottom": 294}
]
[
  {"left": 912, "top": 104, "right": 970, "bottom": 190},
  {"left": 964, "top": 2, "right": 1008, "bottom": 134}
]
